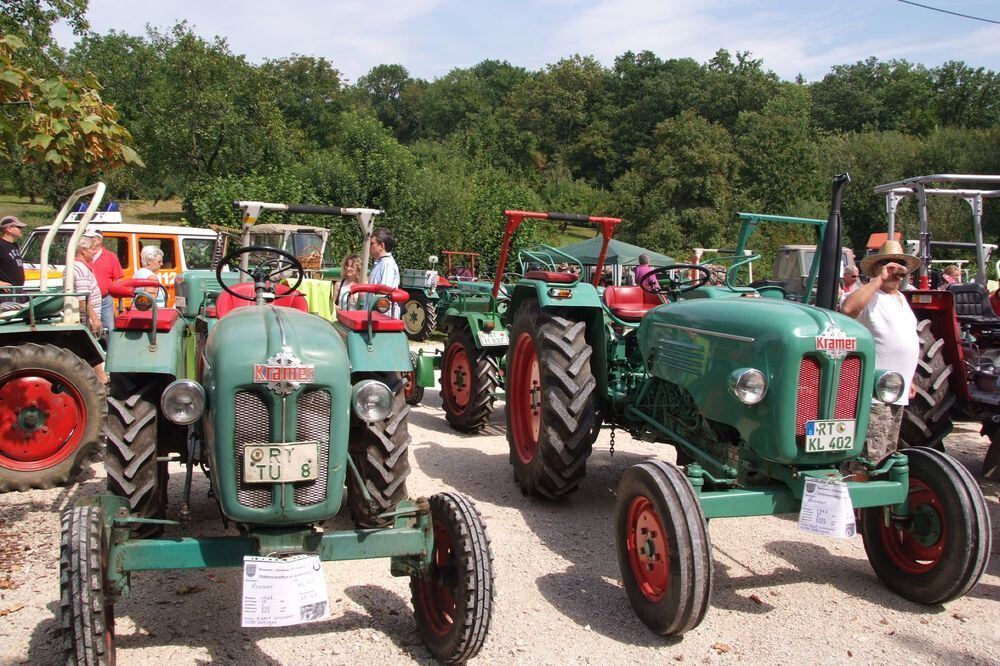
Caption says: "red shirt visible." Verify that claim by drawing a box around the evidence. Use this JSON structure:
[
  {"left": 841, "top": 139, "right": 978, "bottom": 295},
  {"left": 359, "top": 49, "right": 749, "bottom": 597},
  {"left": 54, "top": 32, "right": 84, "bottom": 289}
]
[{"left": 91, "top": 247, "right": 124, "bottom": 297}]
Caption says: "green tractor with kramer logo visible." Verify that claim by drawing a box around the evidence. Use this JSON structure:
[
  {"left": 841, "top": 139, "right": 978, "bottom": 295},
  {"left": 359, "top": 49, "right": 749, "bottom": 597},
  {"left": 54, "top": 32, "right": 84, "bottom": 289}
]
[
  {"left": 497, "top": 175, "right": 990, "bottom": 635},
  {"left": 60, "top": 199, "right": 494, "bottom": 664}
]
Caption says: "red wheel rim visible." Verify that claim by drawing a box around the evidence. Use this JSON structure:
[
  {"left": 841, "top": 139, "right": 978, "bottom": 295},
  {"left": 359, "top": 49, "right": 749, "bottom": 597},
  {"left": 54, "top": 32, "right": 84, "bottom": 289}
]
[
  {"left": 443, "top": 342, "right": 472, "bottom": 412},
  {"left": 414, "top": 521, "right": 457, "bottom": 637},
  {"left": 0, "top": 370, "right": 87, "bottom": 471},
  {"left": 877, "top": 479, "right": 946, "bottom": 574},
  {"left": 404, "top": 371, "right": 416, "bottom": 400},
  {"left": 626, "top": 496, "right": 669, "bottom": 602},
  {"left": 510, "top": 332, "right": 541, "bottom": 464}
]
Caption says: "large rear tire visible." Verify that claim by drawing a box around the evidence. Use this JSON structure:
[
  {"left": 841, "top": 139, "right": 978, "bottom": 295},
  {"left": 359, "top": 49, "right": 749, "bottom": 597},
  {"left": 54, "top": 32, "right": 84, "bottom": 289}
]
[
  {"left": 440, "top": 323, "right": 499, "bottom": 432},
  {"left": 104, "top": 377, "right": 165, "bottom": 537},
  {"left": 861, "top": 447, "right": 991, "bottom": 604},
  {"left": 0, "top": 343, "right": 106, "bottom": 492},
  {"left": 347, "top": 378, "right": 412, "bottom": 528},
  {"left": 402, "top": 292, "right": 438, "bottom": 342},
  {"left": 615, "top": 461, "right": 713, "bottom": 635},
  {"left": 60, "top": 505, "right": 115, "bottom": 665},
  {"left": 411, "top": 492, "right": 495, "bottom": 664},
  {"left": 899, "top": 319, "right": 954, "bottom": 451},
  {"left": 506, "top": 301, "right": 595, "bottom": 498}
]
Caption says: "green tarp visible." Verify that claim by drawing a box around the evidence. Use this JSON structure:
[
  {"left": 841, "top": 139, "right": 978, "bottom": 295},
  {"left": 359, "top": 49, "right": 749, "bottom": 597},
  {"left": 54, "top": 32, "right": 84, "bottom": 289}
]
[{"left": 555, "top": 237, "right": 674, "bottom": 266}]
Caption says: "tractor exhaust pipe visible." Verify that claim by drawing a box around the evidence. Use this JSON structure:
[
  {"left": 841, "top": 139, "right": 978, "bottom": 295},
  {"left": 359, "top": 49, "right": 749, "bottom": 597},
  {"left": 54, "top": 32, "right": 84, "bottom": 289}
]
[{"left": 815, "top": 173, "right": 851, "bottom": 311}]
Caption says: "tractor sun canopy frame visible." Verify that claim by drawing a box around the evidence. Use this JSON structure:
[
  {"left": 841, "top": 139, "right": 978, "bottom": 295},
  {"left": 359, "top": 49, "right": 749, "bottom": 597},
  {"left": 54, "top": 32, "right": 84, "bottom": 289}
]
[
  {"left": 874, "top": 174, "right": 1000, "bottom": 289},
  {"left": 232, "top": 201, "right": 385, "bottom": 283},
  {"left": 491, "top": 210, "right": 622, "bottom": 299}
]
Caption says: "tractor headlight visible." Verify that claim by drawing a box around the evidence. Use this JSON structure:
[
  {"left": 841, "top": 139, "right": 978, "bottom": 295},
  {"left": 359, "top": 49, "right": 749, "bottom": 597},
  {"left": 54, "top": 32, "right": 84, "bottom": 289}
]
[
  {"left": 875, "top": 371, "right": 905, "bottom": 404},
  {"left": 374, "top": 297, "right": 391, "bottom": 314},
  {"left": 729, "top": 368, "right": 768, "bottom": 405},
  {"left": 133, "top": 291, "right": 154, "bottom": 311},
  {"left": 161, "top": 379, "right": 206, "bottom": 425},
  {"left": 352, "top": 380, "right": 393, "bottom": 422}
]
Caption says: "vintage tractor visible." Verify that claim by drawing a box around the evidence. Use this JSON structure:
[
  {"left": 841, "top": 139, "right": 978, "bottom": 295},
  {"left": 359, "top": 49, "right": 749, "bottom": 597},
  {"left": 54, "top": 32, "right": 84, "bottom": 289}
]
[
  {"left": 401, "top": 250, "right": 483, "bottom": 341},
  {"left": 0, "top": 183, "right": 108, "bottom": 492},
  {"left": 871, "top": 174, "right": 1000, "bottom": 479},
  {"left": 61, "top": 201, "right": 494, "bottom": 664},
  {"left": 497, "top": 176, "right": 990, "bottom": 634}
]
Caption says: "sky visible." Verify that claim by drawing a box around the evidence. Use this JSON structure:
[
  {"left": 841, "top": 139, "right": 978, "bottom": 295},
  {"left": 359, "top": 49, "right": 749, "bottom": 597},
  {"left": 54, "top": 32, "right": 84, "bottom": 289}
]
[{"left": 52, "top": 1, "right": 1000, "bottom": 84}]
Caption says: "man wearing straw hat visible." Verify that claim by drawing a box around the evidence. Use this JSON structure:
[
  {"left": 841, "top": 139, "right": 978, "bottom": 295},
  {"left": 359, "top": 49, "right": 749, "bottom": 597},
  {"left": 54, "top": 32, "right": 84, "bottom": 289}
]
[{"left": 840, "top": 240, "right": 921, "bottom": 469}]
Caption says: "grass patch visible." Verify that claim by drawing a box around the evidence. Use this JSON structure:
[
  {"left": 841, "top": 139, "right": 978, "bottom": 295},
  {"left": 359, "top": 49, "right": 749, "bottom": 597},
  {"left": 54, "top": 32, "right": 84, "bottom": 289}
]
[
  {"left": 552, "top": 223, "right": 599, "bottom": 247},
  {"left": 0, "top": 195, "right": 185, "bottom": 229}
]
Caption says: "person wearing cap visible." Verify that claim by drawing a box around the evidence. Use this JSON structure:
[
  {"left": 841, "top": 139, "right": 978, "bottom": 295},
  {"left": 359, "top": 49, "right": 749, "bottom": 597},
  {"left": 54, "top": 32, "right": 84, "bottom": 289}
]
[
  {"left": 840, "top": 241, "right": 921, "bottom": 470},
  {"left": 0, "top": 216, "right": 26, "bottom": 297},
  {"left": 86, "top": 229, "right": 125, "bottom": 330}
]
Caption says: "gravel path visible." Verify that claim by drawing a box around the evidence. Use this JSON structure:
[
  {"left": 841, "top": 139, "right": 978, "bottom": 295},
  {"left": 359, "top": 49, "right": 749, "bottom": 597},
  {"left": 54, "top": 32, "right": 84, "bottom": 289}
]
[{"left": 1, "top": 392, "right": 997, "bottom": 665}]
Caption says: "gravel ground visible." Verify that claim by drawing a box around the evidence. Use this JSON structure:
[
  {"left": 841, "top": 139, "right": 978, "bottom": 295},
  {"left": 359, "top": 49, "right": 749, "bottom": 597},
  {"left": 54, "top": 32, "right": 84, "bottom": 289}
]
[{"left": 1, "top": 390, "right": 997, "bottom": 665}]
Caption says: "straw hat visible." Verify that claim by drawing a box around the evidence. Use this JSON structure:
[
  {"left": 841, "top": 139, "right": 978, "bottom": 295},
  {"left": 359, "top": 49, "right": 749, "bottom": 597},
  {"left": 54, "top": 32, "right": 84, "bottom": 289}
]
[{"left": 859, "top": 240, "right": 920, "bottom": 278}]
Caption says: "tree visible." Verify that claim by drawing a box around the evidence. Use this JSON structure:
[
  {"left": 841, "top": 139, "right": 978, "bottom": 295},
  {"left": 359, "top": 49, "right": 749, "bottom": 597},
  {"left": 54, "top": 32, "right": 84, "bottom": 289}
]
[
  {"left": 354, "top": 63, "right": 415, "bottom": 139},
  {"left": 260, "top": 55, "right": 345, "bottom": 149}
]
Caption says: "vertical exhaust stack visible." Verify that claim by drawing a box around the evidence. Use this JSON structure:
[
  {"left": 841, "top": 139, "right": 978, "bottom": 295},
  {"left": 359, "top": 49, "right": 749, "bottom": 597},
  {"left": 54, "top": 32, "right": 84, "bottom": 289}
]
[{"left": 815, "top": 173, "right": 851, "bottom": 311}]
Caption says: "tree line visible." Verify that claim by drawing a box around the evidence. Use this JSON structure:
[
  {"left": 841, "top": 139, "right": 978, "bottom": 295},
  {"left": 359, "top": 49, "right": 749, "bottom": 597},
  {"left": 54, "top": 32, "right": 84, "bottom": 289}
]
[{"left": 3, "top": 5, "right": 1000, "bottom": 272}]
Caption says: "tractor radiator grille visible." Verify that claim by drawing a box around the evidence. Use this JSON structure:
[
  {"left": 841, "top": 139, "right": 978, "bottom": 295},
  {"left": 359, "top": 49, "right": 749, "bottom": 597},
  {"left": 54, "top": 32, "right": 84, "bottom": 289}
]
[
  {"left": 294, "top": 389, "right": 330, "bottom": 506},
  {"left": 795, "top": 356, "right": 821, "bottom": 438},
  {"left": 234, "top": 390, "right": 272, "bottom": 508},
  {"left": 834, "top": 355, "right": 862, "bottom": 420}
]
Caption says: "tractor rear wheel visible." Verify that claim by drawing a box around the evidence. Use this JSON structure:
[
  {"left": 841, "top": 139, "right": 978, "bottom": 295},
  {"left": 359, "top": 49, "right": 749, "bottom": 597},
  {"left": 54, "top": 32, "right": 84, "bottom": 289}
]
[
  {"left": 615, "top": 461, "right": 713, "bottom": 635},
  {"left": 411, "top": 492, "right": 494, "bottom": 664},
  {"left": 506, "top": 301, "right": 595, "bottom": 498},
  {"left": 60, "top": 505, "right": 115, "bottom": 665},
  {"left": 403, "top": 292, "right": 437, "bottom": 341},
  {"left": 861, "top": 447, "right": 991, "bottom": 604},
  {"left": 347, "top": 378, "right": 412, "bottom": 528},
  {"left": 440, "top": 323, "right": 499, "bottom": 432},
  {"left": 0, "top": 343, "right": 106, "bottom": 492},
  {"left": 105, "top": 377, "right": 166, "bottom": 537},
  {"left": 899, "top": 319, "right": 954, "bottom": 451}
]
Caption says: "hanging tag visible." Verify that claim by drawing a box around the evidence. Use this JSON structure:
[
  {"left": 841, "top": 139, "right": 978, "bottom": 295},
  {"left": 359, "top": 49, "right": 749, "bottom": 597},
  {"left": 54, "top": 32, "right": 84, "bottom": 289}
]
[
  {"left": 241, "top": 554, "right": 331, "bottom": 627},
  {"left": 798, "top": 478, "right": 856, "bottom": 538}
]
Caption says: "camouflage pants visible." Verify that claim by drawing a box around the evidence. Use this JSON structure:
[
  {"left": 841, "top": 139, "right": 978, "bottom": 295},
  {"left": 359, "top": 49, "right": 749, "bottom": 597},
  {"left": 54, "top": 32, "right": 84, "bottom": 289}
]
[{"left": 863, "top": 402, "right": 904, "bottom": 463}]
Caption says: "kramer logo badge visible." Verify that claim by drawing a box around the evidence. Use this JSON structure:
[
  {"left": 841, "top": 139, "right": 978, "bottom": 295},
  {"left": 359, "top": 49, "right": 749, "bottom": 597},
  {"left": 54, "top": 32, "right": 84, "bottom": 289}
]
[
  {"left": 253, "top": 349, "right": 314, "bottom": 395},
  {"left": 816, "top": 327, "right": 856, "bottom": 359}
]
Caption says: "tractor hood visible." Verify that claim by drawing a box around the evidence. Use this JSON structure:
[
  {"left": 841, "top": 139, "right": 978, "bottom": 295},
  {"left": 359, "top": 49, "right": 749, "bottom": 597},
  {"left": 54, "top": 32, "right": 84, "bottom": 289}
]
[
  {"left": 202, "top": 305, "right": 351, "bottom": 524},
  {"left": 638, "top": 297, "right": 877, "bottom": 464}
]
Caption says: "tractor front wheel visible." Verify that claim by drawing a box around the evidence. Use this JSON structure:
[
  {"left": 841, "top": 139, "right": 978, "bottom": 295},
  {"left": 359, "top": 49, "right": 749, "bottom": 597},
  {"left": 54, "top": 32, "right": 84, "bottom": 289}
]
[
  {"left": 440, "top": 324, "right": 499, "bottom": 432},
  {"left": 0, "top": 343, "right": 106, "bottom": 492},
  {"left": 411, "top": 492, "right": 494, "bottom": 664},
  {"left": 615, "top": 461, "right": 713, "bottom": 635},
  {"left": 404, "top": 352, "right": 425, "bottom": 406},
  {"left": 402, "top": 292, "right": 438, "bottom": 341},
  {"left": 861, "top": 447, "right": 991, "bottom": 604},
  {"left": 506, "top": 301, "right": 595, "bottom": 498},
  {"left": 899, "top": 319, "right": 954, "bottom": 451},
  {"left": 105, "top": 377, "right": 166, "bottom": 537},
  {"left": 347, "top": 377, "right": 412, "bottom": 528},
  {"left": 60, "top": 505, "right": 115, "bottom": 665}
]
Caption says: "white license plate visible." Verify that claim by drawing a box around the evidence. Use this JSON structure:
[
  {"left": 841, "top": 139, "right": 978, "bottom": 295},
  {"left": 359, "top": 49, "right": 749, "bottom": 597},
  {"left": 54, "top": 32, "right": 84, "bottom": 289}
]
[
  {"left": 477, "top": 330, "right": 509, "bottom": 346},
  {"left": 243, "top": 441, "right": 319, "bottom": 483},
  {"left": 804, "top": 420, "right": 855, "bottom": 452}
]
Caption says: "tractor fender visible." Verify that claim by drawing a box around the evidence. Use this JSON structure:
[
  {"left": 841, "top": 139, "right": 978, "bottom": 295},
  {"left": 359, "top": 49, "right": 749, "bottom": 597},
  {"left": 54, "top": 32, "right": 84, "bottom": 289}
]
[
  {"left": 0, "top": 325, "right": 104, "bottom": 366},
  {"left": 105, "top": 320, "right": 185, "bottom": 377},
  {"left": 506, "top": 279, "right": 603, "bottom": 324}
]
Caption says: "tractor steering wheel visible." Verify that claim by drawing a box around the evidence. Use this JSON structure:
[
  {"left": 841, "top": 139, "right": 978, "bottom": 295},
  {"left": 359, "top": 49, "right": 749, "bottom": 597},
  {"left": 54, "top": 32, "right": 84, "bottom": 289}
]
[
  {"left": 639, "top": 264, "right": 713, "bottom": 296},
  {"left": 217, "top": 245, "right": 304, "bottom": 302}
]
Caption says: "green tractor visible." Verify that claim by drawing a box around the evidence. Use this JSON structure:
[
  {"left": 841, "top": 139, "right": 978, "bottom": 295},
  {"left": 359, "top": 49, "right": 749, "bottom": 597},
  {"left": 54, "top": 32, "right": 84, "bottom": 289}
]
[
  {"left": 61, "top": 199, "right": 495, "bottom": 664},
  {"left": 400, "top": 250, "right": 483, "bottom": 341},
  {"left": 0, "top": 183, "right": 108, "bottom": 492},
  {"left": 498, "top": 176, "right": 990, "bottom": 634}
]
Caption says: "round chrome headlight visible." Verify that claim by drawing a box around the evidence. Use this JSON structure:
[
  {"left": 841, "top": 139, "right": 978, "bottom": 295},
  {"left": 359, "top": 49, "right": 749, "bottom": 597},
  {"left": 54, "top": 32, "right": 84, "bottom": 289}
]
[
  {"left": 161, "top": 379, "right": 206, "bottom": 425},
  {"left": 729, "top": 368, "right": 768, "bottom": 405},
  {"left": 352, "top": 380, "right": 393, "bottom": 422},
  {"left": 875, "top": 371, "right": 905, "bottom": 404}
]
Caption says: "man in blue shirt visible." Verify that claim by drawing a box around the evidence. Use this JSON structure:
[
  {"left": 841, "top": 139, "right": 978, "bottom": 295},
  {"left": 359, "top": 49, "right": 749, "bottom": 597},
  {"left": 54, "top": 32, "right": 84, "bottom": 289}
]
[{"left": 368, "top": 227, "right": 400, "bottom": 317}]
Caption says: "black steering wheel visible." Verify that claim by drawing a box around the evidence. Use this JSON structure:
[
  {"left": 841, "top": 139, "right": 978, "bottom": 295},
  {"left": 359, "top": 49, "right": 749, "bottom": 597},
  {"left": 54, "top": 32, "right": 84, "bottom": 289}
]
[
  {"left": 217, "top": 245, "right": 304, "bottom": 302},
  {"left": 638, "top": 264, "right": 713, "bottom": 296}
]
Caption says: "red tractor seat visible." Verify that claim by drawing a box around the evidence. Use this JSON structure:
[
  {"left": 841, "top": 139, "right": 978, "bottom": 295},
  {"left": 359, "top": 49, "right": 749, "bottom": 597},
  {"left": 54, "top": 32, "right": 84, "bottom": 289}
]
[
  {"left": 524, "top": 270, "right": 575, "bottom": 283},
  {"left": 215, "top": 282, "right": 309, "bottom": 318},
  {"left": 114, "top": 308, "right": 180, "bottom": 331},
  {"left": 336, "top": 310, "right": 405, "bottom": 332},
  {"left": 603, "top": 286, "right": 662, "bottom": 322}
]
